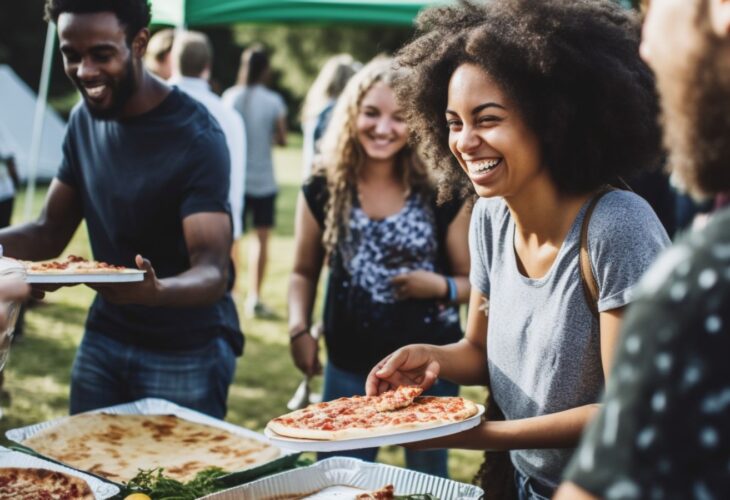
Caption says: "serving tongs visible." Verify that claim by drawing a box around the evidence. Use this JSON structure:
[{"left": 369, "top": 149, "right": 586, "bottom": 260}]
[{"left": 287, "top": 376, "right": 311, "bottom": 410}]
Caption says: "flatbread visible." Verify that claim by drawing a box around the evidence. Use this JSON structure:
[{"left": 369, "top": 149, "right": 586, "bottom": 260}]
[
  {"left": 0, "top": 467, "right": 94, "bottom": 499},
  {"left": 21, "top": 413, "right": 281, "bottom": 482},
  {"left": 267, "top": 386, "right": 478, "bottom": 441}
]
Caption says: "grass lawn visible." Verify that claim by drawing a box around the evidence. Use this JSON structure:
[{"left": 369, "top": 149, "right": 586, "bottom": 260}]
[{"left": 0, "top": 137, "right": 487, "bottom": 485}]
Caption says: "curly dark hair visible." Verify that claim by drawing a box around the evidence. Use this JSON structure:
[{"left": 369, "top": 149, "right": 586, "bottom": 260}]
[
  {"left": 44, "top": 0, "right": 151, "bottom": 44},
  {"left": 394, "top": 0, "right": 661, "bottom": 200}
]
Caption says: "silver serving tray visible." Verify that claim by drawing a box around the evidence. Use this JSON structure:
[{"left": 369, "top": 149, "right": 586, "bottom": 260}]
[
  {"left": 201, "top": 456, "right": 484, "bottom": 499},
  {"left": 6, "top": 398, "right": 300, "bottom": 486}
]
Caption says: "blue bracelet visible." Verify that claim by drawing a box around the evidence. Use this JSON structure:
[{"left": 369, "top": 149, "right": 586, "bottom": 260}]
[{"left": 446, "top": 276, "right": 457, "bottom": 302}]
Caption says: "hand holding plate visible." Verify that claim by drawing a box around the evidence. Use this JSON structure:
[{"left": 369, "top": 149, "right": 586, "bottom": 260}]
[{"left": 88, "top": 255, "right": 159, "bottom": 305}]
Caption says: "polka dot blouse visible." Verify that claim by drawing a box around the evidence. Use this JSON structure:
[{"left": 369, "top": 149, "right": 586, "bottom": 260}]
[{"left": 564, "top": 208, "right": 730, "bottom": 499}]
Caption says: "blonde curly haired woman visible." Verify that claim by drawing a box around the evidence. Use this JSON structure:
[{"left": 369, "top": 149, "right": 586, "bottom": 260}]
[{"left": 287, "top": 58, "right": 471, "bottom": 476}]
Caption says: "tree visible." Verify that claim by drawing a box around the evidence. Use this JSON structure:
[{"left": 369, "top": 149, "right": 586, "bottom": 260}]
[{"left": 211, "top": 23, "right": 413, "bottom": 126}]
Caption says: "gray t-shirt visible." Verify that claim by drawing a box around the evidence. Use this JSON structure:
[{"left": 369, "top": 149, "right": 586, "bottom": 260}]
[
  {"left": 222, "top": 84, "right": 286, "bottom": 196},
  {"left": 469, "top": 191, "right": 670, "bottom": 489}
]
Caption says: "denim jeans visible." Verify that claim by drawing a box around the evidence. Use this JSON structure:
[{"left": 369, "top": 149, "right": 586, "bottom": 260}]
[
  {"left": 317, "top": 362, "right": 458, "bottom": 478},
  {"left": 514, "top": 468, "right": 555, "bottom": 500},
  {"left": 70, "top": 331, "right": 236, "bottom": 419}
]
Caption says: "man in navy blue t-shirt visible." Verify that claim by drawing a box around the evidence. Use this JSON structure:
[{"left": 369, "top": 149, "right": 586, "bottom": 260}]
[{"left": 0, "top": 0, "right": 242, "bottom": 418}]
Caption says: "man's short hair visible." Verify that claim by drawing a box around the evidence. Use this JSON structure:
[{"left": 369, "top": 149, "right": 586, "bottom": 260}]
[
  {"left": 44, "top": 0, "right": 151, "bottom": 44},
  {"left": 171, "top": 31, "right": 213, "bottom": 78}
]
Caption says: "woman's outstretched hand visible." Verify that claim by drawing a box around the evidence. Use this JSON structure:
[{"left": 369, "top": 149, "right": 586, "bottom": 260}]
[{"left": 365, "top": 345, "right": 440, "bottom": 396}]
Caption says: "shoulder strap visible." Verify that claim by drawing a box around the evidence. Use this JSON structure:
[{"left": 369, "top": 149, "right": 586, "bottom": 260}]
[{"left": 579, "top": 187, "right": 614, "bottom": 319}]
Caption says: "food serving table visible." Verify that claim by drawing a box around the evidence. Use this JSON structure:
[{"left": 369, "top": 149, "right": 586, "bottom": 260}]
[{"left": 6, "top": 398, "right": 300, "bottom": 489}]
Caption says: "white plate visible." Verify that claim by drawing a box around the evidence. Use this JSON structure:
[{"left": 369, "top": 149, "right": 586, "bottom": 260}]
[
  {"left": 25, "top": 269, "right": 145, "bottom": 284},
  {"left": 264, "top": 404, "right": 484, "bottom": 452},
  {"left": 199, "top": 456, "right": 484, "bottom": 499},
  {"left": 0, "top": 446, "right": 119, "bottom": 499}
]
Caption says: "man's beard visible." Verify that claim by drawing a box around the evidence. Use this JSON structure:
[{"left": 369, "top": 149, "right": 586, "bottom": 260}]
[
  {"left": 659, "top": 22, "right": 730, "bottom": 196},
  {"left": 79, "top": 57, "right": 138, "bottom": 121}
]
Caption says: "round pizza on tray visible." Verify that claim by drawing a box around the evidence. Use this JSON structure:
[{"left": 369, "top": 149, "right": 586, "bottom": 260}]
[
  {"left": 267, "top": 386, "right": 479, "bottom": 441},
  {"left": 0, "top": 467, "right": 94, "bottom": 500}
]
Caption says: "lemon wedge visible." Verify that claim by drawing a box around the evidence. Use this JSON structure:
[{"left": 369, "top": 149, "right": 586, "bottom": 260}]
[{"left": 124, "top": 493, "right": 152, "bottom": 500}]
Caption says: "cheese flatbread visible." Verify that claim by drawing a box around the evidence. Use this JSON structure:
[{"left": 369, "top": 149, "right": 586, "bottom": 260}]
[
  {"left": 21, "top": 413, "right": 281, "bottom": 482},
  {"left": 0, "top": 467, "right": 94, "bottom": 499}
]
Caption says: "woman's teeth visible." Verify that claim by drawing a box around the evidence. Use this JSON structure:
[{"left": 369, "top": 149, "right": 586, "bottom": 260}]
[{"left": 470, "top": 159, "right": 501, "bottom": 174}]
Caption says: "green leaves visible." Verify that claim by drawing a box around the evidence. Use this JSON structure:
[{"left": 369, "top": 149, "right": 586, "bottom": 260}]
[{"left": 122, "top": 467, "right": 228, "bottom": 500}]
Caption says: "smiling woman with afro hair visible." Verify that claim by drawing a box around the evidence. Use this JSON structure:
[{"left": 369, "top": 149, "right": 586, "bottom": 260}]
[
  {"left": 395, "top": 0, "right": 661, "bottom": 200},
  {"left": 364, "top": 1, "right": 671, "bottom": 498}
]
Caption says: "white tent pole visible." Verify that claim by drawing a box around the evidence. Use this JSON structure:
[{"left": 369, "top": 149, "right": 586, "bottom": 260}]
[{"left": 24, "top": 22, "right": 57, "bottom": 221}]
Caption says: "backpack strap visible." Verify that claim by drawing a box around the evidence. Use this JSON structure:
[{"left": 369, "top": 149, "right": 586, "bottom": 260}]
[{"left": 579, "top": 187, "right": 614, "bottom": 319}]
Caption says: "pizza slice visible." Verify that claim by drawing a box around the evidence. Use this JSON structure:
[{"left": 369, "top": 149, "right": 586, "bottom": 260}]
[
  {"left": 0, "top": 467, "right": 94, "bottom": 499},
  {"left": 374, "top": 386, "right": 423, "bottom": 412},
  {"left": 356, "top": 484, "right": 395, "bottom": 499}
]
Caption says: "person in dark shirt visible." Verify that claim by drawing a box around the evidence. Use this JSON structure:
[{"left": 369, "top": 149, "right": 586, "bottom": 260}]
[
  {"left": 556, "top": 0, "right": 730, "bottom": 497},
  {"left": 0, "top": 0, "right": 241, "bottom": 419}
]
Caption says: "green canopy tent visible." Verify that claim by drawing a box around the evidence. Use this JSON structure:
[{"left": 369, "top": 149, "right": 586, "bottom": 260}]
[
  {"left": 150, "top": 0, "right": 442, "bottom": 27},
  {"left": 26, "top": 0, "right": 446, "bottom": 219}
]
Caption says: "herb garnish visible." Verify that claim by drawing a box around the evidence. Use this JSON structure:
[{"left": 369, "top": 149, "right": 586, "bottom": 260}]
[{"left": 122, "top": 467, "right": 227, "bottom": 500}]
